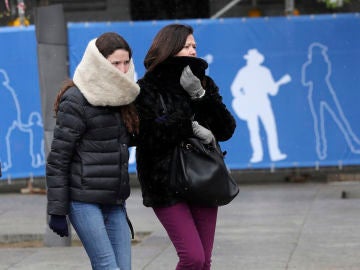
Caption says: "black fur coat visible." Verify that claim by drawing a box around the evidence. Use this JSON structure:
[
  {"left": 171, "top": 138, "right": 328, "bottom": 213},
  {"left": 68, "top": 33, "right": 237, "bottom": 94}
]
[{"left": 135, "top": 56, "right": 236, "bottom": 207}]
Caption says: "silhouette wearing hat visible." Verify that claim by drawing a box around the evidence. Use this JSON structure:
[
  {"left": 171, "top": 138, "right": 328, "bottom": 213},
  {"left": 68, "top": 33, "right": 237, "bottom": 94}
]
[{"left": 231, "top": 49, "right": 291, "bottom": 163}]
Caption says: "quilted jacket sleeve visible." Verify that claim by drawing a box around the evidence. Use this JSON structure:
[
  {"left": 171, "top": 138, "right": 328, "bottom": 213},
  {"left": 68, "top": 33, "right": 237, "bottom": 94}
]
[{"left": 46, "top": 90, "right": 86, "bottom": 215}]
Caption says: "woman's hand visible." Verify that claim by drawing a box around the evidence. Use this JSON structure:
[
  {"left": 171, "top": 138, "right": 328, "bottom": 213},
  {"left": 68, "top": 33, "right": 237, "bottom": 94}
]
[
  {"left": 180, "top": 66, "right": 206, "bottom": 99},
  {"left": 49, "top": 215, "right": 69, "bottom": 237},
  {"left": 192, "top": 121, "right": 215, "bottom": 146}
]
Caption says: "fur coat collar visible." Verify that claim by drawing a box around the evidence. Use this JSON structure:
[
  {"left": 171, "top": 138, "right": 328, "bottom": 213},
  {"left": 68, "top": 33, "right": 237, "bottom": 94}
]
[
  {"left": 73, "top": 39, "right": 140, "bottom": 106},
  {"left": 143, "top": 56, "right": 208, "bottom": 94}
]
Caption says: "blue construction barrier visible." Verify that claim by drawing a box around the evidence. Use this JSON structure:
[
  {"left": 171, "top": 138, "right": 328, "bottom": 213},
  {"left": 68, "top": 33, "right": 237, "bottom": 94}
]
[
  {"left": 1, "top": 13, "right": 360, "bottom": 180},
  {"left": 0, "top": 26, "right": 43, "bottom": 179}
]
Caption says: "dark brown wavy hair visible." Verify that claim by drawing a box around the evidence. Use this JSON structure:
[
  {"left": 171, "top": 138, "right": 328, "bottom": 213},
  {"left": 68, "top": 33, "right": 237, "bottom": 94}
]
[
  {"left": 144, "top": 24, "right": 193, "bottom": 72},
  {"left": 53, "top": 32, "right": 139, "bottom": 134}
]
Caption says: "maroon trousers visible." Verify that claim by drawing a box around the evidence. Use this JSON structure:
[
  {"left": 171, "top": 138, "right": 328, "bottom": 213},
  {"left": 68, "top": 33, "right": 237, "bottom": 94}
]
[{"left": 153, "top": 202, "right": 218, "bottom": 270}]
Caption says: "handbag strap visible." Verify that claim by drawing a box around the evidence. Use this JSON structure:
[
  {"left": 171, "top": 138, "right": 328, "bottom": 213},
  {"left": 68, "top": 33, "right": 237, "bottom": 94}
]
[
  {"left": 158, "top": 95, "right": 227, "bottom": 156},
  {"left": 159, "top": 93, "right": 196, "bottom": 121},
  {"left": 159, "top": 93, "right": 225, "bottom": 154},
  {"left": 159, "top": 93, "right": 168, "bottom": 114}
]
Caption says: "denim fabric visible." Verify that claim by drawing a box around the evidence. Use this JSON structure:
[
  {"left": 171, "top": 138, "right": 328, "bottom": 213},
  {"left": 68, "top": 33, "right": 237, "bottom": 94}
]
[{"left": 69, "top": 201, "right": 131, "bottom": 270}]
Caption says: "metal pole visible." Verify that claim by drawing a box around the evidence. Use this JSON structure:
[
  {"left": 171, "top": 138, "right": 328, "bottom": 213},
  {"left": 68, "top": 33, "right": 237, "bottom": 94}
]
[
  {"left": 211, "top": 0, "right": 243, "bottom": 19},
  {"left": 35, "top": 4, "right": 71, "bottom": 247}
]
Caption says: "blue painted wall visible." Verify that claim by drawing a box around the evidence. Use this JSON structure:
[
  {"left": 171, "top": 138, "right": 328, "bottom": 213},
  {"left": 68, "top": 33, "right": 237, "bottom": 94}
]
[{"left": 1, "top": 13, "right": 360, "bottom": 179}]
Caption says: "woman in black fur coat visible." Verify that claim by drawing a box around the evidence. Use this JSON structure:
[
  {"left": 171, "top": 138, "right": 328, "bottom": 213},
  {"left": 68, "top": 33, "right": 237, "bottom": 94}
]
[{"left": 135, "top": 24, "right": 236, "bottom": 269}]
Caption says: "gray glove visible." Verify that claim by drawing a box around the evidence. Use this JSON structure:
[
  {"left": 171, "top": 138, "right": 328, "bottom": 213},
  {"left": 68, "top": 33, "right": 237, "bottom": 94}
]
[
  {"left": 180, "top": 66, "right": 206, "bottom": 99},
  {"left": 192, "top": 121, "right": 215, "bottom": 145}
]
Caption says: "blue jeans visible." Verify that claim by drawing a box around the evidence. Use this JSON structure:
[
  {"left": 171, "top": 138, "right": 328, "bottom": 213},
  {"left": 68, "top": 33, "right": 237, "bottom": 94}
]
[{"left": 69, "top": 201, "right": 131, "bottom": 270}]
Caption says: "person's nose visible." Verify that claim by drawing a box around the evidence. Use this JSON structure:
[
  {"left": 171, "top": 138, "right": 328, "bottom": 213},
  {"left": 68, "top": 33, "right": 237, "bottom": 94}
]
[
  {"left": 117, "top": 64, "right": 127, "bottom": 73},
  {"left": 189, "top": 47, "right": 197, "bottom": 57}
]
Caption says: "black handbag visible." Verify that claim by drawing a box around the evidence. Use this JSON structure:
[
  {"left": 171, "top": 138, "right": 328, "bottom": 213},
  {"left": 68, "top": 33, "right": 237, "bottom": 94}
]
[
  {"left": 159, "top": 94, "right": 239, "bottom": 207},
  {"left": 170, "top": 137, "right": 239, "bottom": 206}
]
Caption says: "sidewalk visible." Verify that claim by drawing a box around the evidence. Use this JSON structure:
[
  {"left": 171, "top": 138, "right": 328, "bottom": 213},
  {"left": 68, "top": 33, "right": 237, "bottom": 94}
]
[{"left": 1, "top": 182, "right": 360, "bottom": 270}]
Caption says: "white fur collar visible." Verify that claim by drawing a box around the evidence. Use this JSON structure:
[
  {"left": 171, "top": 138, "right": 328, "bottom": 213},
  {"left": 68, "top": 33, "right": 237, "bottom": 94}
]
[{"left": 73, "top": 39, "right": 140, "bottom": 106}]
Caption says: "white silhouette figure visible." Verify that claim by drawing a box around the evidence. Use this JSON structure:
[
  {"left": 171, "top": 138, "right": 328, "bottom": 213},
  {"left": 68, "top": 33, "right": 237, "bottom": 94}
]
[
  {"left": 231, "top": 49, "right": 291, "bottom": 163},
  {"left": 202, "top": 54, "right": 213, "bottom": 75},
  {"left": 0, "top": 69, "right": 45, "bottom": 173},
  {"left": 302, "top": 42, "right": 360, "bottom": 160},
  {"left": 0, "top": 69, "right": 20, "bottom": 171},
  {"left": 25, "top": 112, "right": 45, "bottom": 167}
]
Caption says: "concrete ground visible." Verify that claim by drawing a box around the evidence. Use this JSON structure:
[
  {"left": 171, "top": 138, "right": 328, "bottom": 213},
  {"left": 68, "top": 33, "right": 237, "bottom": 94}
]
[{"left": 0, "top": 181, "right": 360, "bottom": 270}]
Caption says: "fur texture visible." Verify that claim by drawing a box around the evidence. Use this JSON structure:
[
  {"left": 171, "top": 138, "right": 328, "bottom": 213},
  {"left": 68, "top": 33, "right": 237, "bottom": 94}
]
[
  {"left": 135, "top": 56, "right": 237, "bottom": 207},
  {"left": 73, "top": 39, "right": 140, "bottom": 106}
]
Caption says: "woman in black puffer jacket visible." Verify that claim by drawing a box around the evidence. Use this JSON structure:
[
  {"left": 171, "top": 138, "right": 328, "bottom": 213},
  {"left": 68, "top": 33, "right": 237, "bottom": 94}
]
[
  {"left": 46, "top": 32, "right": 139, "bottom": 270},
  {"left": 135, "top": 24, "right": 236, "bottom": 270}
]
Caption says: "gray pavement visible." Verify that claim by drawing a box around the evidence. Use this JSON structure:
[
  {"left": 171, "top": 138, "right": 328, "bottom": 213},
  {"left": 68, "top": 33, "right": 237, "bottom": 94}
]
[{"left": 1, "top": 181, "right": 360, "bottom": 270}]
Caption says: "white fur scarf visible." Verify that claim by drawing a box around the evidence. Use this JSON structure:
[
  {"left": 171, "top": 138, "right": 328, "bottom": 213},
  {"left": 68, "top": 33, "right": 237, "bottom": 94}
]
[{"left": 73, "top": 39, "right": 140, "bottom": 106}]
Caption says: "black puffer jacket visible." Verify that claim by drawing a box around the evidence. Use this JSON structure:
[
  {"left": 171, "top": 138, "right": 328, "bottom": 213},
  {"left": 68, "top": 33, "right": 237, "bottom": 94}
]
[
  {"left": 135, "top": 56, "right": 236, "bottom": 207},
  {"left": 46, "top": 39, "right": 140, "bottom": 216},
  {"left": 46, "top": 87, "right": 133, "bottom": 215}
]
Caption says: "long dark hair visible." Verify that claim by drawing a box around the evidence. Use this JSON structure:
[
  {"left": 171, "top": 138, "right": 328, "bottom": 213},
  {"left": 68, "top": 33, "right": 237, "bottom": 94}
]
[
  {"left": 53, "top": 32, "right": 139, "bottom": 134},
  {"left": 144, "top": 24, "right": 193, "bottom": 72},
  {"left": 96, "top": 32, "right": 132, "bottom": 60}
]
